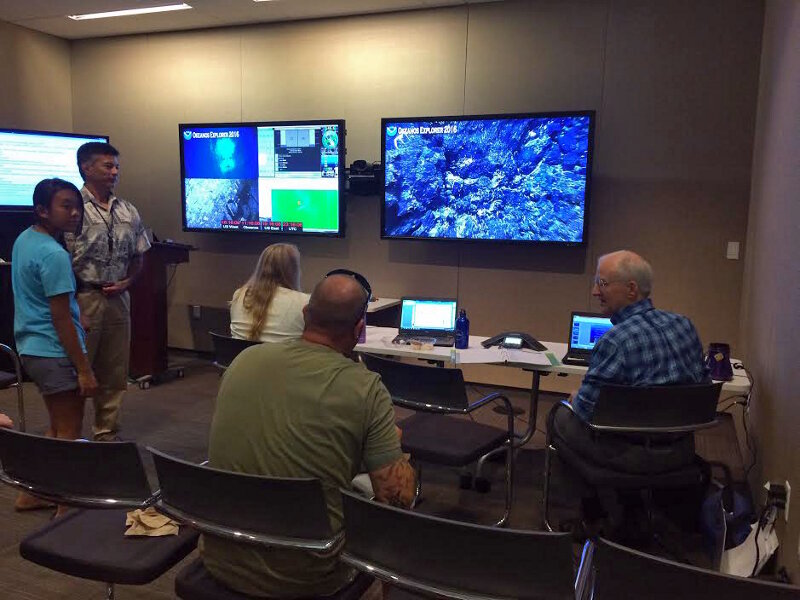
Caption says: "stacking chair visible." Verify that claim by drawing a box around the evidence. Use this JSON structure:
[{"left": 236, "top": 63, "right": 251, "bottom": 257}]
[
  {"left": 582, "top": 536, "right": 800, "bottom": 599},
  {"left": 542, "top": 382, "right": 723, "bottom": 534},
  {"left": 341, "top": 489, "right": 584, "bottom": 599},
  {"left": 0, "top": 428, "right": 199, "bottom": 599},
  {"left": 148, "top": 447, "right": 374, "bottom": 600},
  {"left": 0, "top": 342, "right": 25, "bottom": 431},
  {"left": 361, "top": 353, "right": 516, "bottom": 526},
  {"left": 209, "top": 331, "right": 261, "bottom": 371}
]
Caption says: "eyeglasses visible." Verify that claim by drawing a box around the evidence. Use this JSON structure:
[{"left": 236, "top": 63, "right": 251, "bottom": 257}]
[
  {"left": 325, "top": 269, "right": 372, "bottom": 312},
  {"left": 593, "top": 277, "right": 625, "bottom": 289}
]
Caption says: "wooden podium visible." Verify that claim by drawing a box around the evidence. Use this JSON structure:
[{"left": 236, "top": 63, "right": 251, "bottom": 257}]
[{"left": 129, "top": 241, "right": 191, "bottom": 386}]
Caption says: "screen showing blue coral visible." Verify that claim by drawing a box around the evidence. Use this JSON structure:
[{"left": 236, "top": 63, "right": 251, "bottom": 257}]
[
  {"left": 0, "top": 128, "right": 108, "bottom": 211},
  {"left": 180, "top": 120, "right": 344, "bottom": 236},
  {"left": 381, "top": 111, "right": 594, "bottom": 243}
]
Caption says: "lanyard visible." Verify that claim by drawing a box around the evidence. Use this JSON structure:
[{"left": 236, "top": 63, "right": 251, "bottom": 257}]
[{"left": 90, "top": 200, "right": 115, "bottom": 255}]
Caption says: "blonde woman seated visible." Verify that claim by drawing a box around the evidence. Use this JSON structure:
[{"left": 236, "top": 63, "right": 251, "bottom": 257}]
[{"left": 230, "top": 243, "right": 310, "bottom": 342}]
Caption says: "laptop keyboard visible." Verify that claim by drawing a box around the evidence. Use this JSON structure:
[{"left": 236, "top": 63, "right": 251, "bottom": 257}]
[
  {"left": 393, "top": 334, "right": 455, "bottom": 348},
  {"left": 562, "top": 353, "right": 590, "bottom": 367}
]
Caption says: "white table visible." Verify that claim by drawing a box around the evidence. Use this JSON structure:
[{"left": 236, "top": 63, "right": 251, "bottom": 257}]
[
  {"left": 356, "top": 325, "right": 752, "bottom": 451},
  {"left": 366, "top": 298, "right": 400, "bottom": 313},
  {"left": 357, "top": 326, "right": 750, "bottom": 394}
]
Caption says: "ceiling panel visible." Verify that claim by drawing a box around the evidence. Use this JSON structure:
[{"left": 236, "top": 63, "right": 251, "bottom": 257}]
[{"left": 0, "top": 0, "right": 499, "bottom": 39}]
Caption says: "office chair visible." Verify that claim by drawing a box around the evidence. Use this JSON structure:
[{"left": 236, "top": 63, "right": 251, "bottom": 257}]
[
  {"left": 0, "top": 429, "right": 198, "bottom": 600},
  {"left": 0, "top": 343, "right": 25, "bottom": 431},
  {"left": 361, "top": 353, "right": 516, "bottom": 527},
  {"left": 208, "top": 331, "right": 261, "bottom": 371},
  {"left": 341, "top": 489, "right": 583, "bottom": 599},
  {"left": 543, "top": 383, "right": 723, "bottom": 539},
  {"left": 582, "top": 536, "right": 800, "bottom": 599},
  {"left": 148, "top": 448, "right": 374, "bottom": 600}
]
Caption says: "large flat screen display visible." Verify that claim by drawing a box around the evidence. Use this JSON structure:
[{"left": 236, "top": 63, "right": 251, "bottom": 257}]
[
  {"left": 180, "top": 119, "right": 345, "bottom": 236},
  {"left": 381, "top": 111, "right": 594, "bottom": 244},
  {"left": 0, "top": 128, "right": 108, "bottom": 211}
]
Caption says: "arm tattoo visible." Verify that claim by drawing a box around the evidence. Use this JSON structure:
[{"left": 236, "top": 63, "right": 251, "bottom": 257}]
[{"left": 370, "top": 457, "right": 416, "bottom": 509}]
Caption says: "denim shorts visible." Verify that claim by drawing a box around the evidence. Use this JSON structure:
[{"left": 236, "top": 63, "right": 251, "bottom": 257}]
[{"left": 21, "top": 355, "right": 78, "bottom": 396}]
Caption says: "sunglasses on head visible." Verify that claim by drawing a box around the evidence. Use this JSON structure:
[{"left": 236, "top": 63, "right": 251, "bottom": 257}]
[{"left": 325, "top": 269, "right": 372, "bottom": 310}]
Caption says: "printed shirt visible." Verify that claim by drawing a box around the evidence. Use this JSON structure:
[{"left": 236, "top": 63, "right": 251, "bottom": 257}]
[
  {"left": 65, "top": 187, "right": 151, "bottom": 285},
  {"left": 572, "top": 298, "right": 710, "bottom": 421}
]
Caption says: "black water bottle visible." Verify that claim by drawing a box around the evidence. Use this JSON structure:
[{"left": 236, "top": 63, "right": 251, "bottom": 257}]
[{"left": 455, "top": 309, "right": 470, "bottom": 349}]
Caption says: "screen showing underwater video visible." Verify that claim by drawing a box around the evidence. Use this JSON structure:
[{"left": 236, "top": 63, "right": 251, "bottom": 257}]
[
  {"left": 381, "top": 111, "right": 594, "bottom": 244},
  {"left": 180, "top": 120, "right": 344, "bottom": 236}
]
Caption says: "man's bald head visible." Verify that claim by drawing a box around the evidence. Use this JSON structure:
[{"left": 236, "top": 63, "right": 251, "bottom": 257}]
[
  {"left": 593, "top": 250, "right": 653, "bottom": 316},
  {"left": 304, "top": 274, "right": 368, "bottom": 339},
  {"left": 599, "top": 250, "right": 653, "bottom": 298}
]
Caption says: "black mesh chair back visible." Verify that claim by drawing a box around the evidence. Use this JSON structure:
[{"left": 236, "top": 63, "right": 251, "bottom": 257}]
[
  {"left": 341, "top": 490, "right": 576, "bottom": 599},
  {"left": 0, "top": 342, "right": 26, "bottom": 431},
  {"left": 0, "top": 428, "right": 152, "bottom": 507},
  {"left": 149, "top": 448, "right": 336, "bottom": 549},
  {"left": 591, "top": 537, "right": 800, "bottom": 599},
  {"left": 361, "top": 353, "right": 469, "bottom": 411},
  {"left": 209, "top": 331, "right": 261, "bottom": 370},
  {"left": 592, "top": 382, "right": 722, "bottom": 431}
]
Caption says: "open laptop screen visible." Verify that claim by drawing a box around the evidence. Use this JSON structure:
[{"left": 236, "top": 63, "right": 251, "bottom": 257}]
[
  {"left": 400, "top": 299, "right": 457, "bottom": 333},
  {"left": 570, "top": 314, "right": 613, "bottom": 351}
]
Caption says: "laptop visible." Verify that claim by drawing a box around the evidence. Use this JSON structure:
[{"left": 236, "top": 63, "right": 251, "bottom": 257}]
[
  {"left": 392, "top": 297, "right": 458, "bottom": 347},
  {"left": 561, "top": 312, "right": 613, "bottom": 366}
]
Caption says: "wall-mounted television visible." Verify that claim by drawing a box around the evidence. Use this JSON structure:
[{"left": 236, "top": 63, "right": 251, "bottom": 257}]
[
  {"left": 180, "top": 119, "right": 346, "bottom": 236},
  {"left": 0, "top": 128, "right": 108, "bottom": 212},
  {"left": 381, "top": 111, "right": 594, "bottom": 244}
]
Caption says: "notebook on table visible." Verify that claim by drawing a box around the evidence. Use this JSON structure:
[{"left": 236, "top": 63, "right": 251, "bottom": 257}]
[
  {"left": 392, "top": 297, "right": 458, "bottom": 348},
  {"left": 561, "top": 312, "right": 613, "bottom": 367}
]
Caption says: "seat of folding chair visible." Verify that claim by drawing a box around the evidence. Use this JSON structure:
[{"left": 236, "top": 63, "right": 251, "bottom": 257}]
[
  {"left": 20, "top": 508, "right": 199, "bottom": 585},
  {"left": 399, "top": 413, "right": 509, "bottom": 466},
  {"left": 176, "top": 557, "right": 374, "bottom": 600}
]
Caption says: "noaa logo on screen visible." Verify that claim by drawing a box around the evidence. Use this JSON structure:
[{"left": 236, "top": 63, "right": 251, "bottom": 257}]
[
  {"left": 386, "top": 126, "right": 397, "bottom": 137},
  {"left": 183, "top": 130, "right": 193, "bottom": 140},
  {"left": 322, "top": 130, "right": 338, "bottom": 149}
]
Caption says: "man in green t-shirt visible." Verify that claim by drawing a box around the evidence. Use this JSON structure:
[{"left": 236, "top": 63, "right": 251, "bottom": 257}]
[{"left": 202, "top": 273, "right": 416, "bottom": 598}]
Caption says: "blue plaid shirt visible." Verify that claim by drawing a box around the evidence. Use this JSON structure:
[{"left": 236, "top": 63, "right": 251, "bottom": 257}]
[{"left": 572, "top": 298, "right": 710, "bottom": 421}]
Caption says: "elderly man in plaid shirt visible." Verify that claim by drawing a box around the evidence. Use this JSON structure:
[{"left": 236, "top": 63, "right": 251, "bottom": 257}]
[
  {"left": 552, "top": 250, "right": 709, "bottom": 472},
  {"left": 550, "top": 250, "right": 710, "bottom": 539}
]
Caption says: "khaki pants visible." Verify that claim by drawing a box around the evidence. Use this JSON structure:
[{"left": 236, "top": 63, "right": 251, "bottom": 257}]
[{"left": 77, "top": 290, "right": 130, "bottom": 440}]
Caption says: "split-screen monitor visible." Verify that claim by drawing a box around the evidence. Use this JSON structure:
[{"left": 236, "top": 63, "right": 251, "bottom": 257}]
[{"left": 179, "top": 120, "right": 345, "bottom": 236}]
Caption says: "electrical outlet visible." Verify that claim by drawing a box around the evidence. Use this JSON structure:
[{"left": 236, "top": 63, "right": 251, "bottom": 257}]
[
  {"left": 786, "top": 480, "right": 791, "bottom": 523},
  {"left": 191, "top": 304, "right": 202, "bottom": 320},
  {"left": 765, "top": 481, "right": 789, "bottom": 517}
]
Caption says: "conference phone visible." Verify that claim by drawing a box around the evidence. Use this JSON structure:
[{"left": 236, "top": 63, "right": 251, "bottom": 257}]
[{"left": 481, "top": 332, "right": 547, "bottom": 352}]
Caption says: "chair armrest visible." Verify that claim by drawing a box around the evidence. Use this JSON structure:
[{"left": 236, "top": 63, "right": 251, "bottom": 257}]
[
  {"left": 0, "top": 343, "right": 23, "bottom": 381},
  {"left": 574, "top": 540, "right": 595, "bottom": 600},
  {"left": 465, "top": 391, "right": 506, "bottom": 412},
  {"left": 558, "top": 399, "right": 575, "bottom": 413},
  {"left": 467, "top": 393, "right": 515, "bottom": 438},
  {"left": 587, "top": 418, "right": 719, "bottom": 435},
  {"left": 155, "top": 499, "right": 345, "bottom": 554}
]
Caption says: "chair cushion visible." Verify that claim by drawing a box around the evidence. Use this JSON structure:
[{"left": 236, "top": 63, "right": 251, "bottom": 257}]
[
  {"left": 399, "top": 413, "right": 509, "bottom": 466},
  {"left": 176, "top": 557, "right": 374, "bottom": 600},
  {"left": 20, "top": 508, "right": 199, "bottom": 585},
  {"left": 553, "top": 437, "right": 704, "bottom": 489},
  {"left": 0, "top": 370, "right": 17, "bottom": 389}
]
